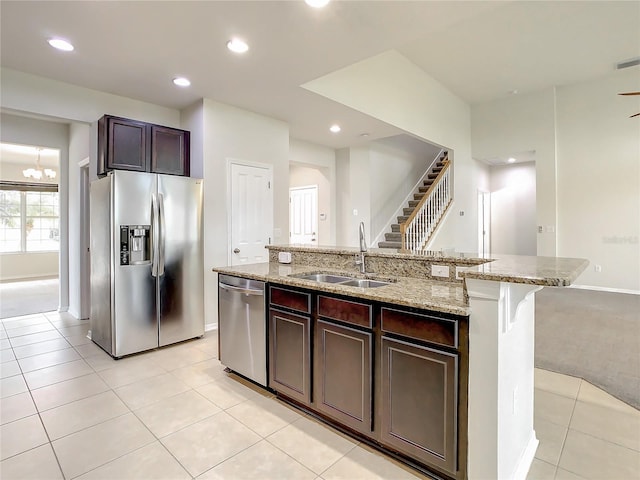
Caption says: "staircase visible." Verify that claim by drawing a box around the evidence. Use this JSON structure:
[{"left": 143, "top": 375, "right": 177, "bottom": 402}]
[{"left": 378, "top": 152, "right": 450, "bottom": 250}]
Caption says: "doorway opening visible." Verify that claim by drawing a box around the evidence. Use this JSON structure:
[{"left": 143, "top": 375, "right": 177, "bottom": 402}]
[{"left": 290, "top": 185, "right": 318, "bottom": 245}]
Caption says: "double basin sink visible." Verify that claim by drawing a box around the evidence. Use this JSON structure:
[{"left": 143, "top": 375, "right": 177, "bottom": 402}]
[{"left": 289, "top": 272, "right": 392, "bottom": 288}]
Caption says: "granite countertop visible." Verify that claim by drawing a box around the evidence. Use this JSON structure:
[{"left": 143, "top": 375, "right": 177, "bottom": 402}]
[
  {"left": 213, "top": 262, "right": 469, "bottom": 316},
  {"left": 214, "top": 247, "right": 588, "bottom": 316}
]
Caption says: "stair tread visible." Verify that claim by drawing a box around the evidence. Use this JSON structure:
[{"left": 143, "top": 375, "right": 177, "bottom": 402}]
[{"left": 378, "top": 241, "right": 402, "bottom": 249}]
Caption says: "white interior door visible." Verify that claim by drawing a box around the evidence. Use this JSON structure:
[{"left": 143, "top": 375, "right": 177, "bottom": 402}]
[
  {"left": 289, "top": 186, "right": 318, "bottom": 245},
  {"left": 230, "top": 162, "right": 273, "bottom": 265},
  {"left": 478, "top": 190, "right": 491, "bottom": 256}
]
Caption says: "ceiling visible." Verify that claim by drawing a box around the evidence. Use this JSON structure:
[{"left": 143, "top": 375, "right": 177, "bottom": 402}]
[{"left": 1, "top": 1, "right": 638, "bottom": 150}]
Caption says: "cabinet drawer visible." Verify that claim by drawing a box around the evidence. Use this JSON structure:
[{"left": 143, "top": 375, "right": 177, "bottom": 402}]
[
  {"left": 381, "top": 307, "right": 458, "bottom": 349},
  {"left": 318, "top": 295, "right": 372, "bottom": 328},
  {"left": 270, "top": 286, "right": 311, "bottom": 314}
]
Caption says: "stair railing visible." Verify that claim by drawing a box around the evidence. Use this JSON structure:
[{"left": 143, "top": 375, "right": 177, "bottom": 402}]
[{"left": 400, "top": 158, "right": 452, "bottom": 252}]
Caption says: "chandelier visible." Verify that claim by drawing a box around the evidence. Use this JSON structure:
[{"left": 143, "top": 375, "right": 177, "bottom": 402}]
[{"left": 22, "top": 148, "right": 56, "bottom": 180}]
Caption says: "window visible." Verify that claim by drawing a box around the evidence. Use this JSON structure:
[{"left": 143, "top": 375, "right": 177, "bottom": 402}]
[{"left": 0, "top": 182, "right": 59, "bottom": 253}]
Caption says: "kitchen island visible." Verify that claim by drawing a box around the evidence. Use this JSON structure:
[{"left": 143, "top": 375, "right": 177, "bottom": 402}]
[{"left": 213, "top": 245, "right": 588, "bottom": 480}]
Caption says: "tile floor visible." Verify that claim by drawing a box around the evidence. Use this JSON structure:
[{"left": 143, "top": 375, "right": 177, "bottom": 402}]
[{"left": 0, "top": 311, "right": 638, "bottom": 479}]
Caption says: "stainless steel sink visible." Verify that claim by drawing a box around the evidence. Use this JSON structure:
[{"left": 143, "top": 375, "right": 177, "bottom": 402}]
[
  {"left": 290, "top": 273, "right": 354, "bottom": 283},
  {"left": 289, "top": 272, "right": 391, "bottom": 288},
  {"left": 339, "top": 279, "right": 390, "bottom": 288}
]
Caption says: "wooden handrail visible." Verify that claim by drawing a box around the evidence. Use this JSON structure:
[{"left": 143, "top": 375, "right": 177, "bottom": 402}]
[{"left": 399, "top": 156, "right": 451, "bottom": 248}]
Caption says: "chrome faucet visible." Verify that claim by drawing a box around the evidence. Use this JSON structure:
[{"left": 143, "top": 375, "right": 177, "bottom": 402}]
[{"left": 355, "top": 221, "right": 367, "bottom": 273}]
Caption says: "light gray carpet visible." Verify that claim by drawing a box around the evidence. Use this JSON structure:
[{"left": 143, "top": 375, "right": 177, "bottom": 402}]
[
  {"left": 535, "top": 287, "right": 640, "bottom": 409},
  {"left": 0, "top": 278, "right": 59, "bottom": 319}
]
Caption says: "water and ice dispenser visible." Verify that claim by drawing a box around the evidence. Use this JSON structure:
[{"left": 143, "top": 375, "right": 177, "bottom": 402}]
[{"left": 119, "top": 225, "right": 151, "bottom": 265}]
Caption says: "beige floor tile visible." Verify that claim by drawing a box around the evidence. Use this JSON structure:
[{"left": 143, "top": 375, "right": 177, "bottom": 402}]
[
  {"left": 170, "top": 358, "right": 226, "bottom": 388},
  {"left": 76, "top": 441, "right": 191, "bottom": 480},
  {"left": 569, "top": 400, "right": 640, "bottom": 451},
  {"left": 65, "top": 333, "right": 92, "bottom": 346},
  {"left": 56, "top": 324, "right": 89, "bottom": 338},
  {"left": 50, "top": 318, "right": 89, "bottom": 328},
  {"left": 12, "top": 337, "right": 71, "bottom": 359},
  {"left": 0, "top": 391, "right": 37, "bottom": 425},
  {"left": 5, "top": 323, "right": 55, "bottom": 338},
  {"left": 73, "top": 341, "right": 108, "bottom": 358},
  {"left": 24, "top": 358, "right": 93, "bottom": 389},
  {"left": 534, "top": 418, "right": 568, "bottom": 465},
  {"left": 44, "top": 311, "right": 79, "bottom": 322},
  {"left": 40, "top": 390, "right": 129, "bottom": 440},
  {"left": 1, "top": 348, "right": 16, "bottom": 363},
  {"left": 199, "top": 439, "right": 315, "bottom": 480},
  {"left": 18, "top": 347, "right": 81, "bottom": 373},
  {"left": 0, "top": 374, "right": 28, "bottom": 398},
  {"left": 52, "top": 412, "right": 155, "bottom": 479},
  {"left": 534, "top": 389, "right": 576, "bottom": 427},
  {"left": 554, "top": 467, "right": 588, "bottom": 480},
  {"left": 226, "top": 394, "right": 303, "bottom": 437},
  {"left": 0, "top": 360, "right": 21, "bottom": 379},
  {"left": 0, "top": 443, "right": 63, "bottom": 479},
  {"left": 161, "top": 411, "right": 260, "bottom": 477},
  {"left": 152, "top": 344, "right": 214, "bottom": 371},
  {"left": 8, "top": 330, "right": 63, "bottom": 347},
  {"left": 0, "top": 414, "right": 49, "bottom": 461},
  {"left": 97, "top": 358, "right": 166, "bottom": 388},
  {"left": 0, "top": 338, "right": 10, "bottom": 349},
  {"left": 534, "top": 369, "right": 582, "bottom": 400},
  {"left": 134, "top": 389, "right": 220, "bottom": 437},
  {"left": 321, "top": 444, "right": 422, "bottom": 480},
  {"left": 577, "top": 381, "right": 640, "bottom": 416},
  {"left": 0, "top": 330, "right": 6, "bottom": 339},
  {"left": 195, "top": 374, "right": 262, "bottom": 409},
  {"left": 115, "top": 372, "right": 190, "bottom": 410},
  {"left": 31, "top": 373, "right": 109, "bottom": 412},
  {"left": 558, "top": 430, "right": 640, "bottom": 479},
  {"left": 267, "top": 416, "right": 358, "bottom": 474},
  {"left": 2, "top": 315, "right": 50, "bottom": 330},
  {"left": 83, "top": 349, "right": 120, "bottom": 371},
  {"left": 526, "top": 458, "right": 557, "bottom": 480}
]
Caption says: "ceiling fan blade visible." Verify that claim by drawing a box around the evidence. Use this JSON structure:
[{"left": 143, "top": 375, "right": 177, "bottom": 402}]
[
  {"left": 630, "top": 113, "right": 640, "bottom": 118},
  {"left": 619, "top": 92, "right": 640, "bottom": 96}
]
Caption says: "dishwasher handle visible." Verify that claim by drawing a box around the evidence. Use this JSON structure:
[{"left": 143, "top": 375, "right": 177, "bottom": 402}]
[{"left": 219, "top": 283, "right": 264, "bottom": 296}]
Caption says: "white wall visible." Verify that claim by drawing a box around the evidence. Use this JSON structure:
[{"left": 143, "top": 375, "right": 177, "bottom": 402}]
[
  {"left": 202, "top": 99, "right": 290, "bottom": 327},
  {"left": 556, "top": 69, "right": 639, "bottom": 291},
  {"left": 471, "top": 88, "right": 557, "bottom": 257},
  {"left": 0, "top": 253, "right": 58, "bottom": 281},
  {"left": 471, "top": 68, "right": 639, "bottom": 291},
  {"left": 489, "top": 162, "right": 537, "bottom": 256},
  {"left": 335, "top": 147, "right": 372, "bottom": 247},
  {"left": 289, "top": 139, "right": 336, "bottom": 245},
  {"left": 303, "top": 50, "right": 477, "bottom": 252}
]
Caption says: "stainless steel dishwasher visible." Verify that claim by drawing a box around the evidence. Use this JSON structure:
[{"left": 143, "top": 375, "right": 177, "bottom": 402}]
[{"left": 218, "top": 274, "right": 266, "bottom": 386}]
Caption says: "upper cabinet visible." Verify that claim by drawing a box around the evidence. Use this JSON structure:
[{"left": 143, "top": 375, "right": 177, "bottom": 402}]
[{"left": 97, "top": 115, "right": 190, "bottom": 177}]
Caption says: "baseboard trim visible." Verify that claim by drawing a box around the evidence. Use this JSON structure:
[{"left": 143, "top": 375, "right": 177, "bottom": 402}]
[
  {"left": 205, "top": 322, "right": 218, "bottom": 332},
  {"left": 569, "top": 284, "right": 640, "bottom": 295},
  {"left": 511, "top": 432, "right": 539, "bottom": 480}
]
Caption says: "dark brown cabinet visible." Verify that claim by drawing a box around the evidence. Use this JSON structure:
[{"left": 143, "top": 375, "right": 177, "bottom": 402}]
[
  {"left": 380, "top": 337, "right": 458, "bottom": 476},
  {"left": 98, "top": 115, "right": 190, "bottom": 177},
  {"left": 268, "top": 286, "right": 312, "bottom": 405}
]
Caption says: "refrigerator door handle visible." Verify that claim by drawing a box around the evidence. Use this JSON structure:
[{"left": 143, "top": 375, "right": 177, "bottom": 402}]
[
  {"left": 151, "top": 193, "right": 159, "bottom": 277},
  {"left": 158, "top": 193, "right": 166, "bottom": 277}
]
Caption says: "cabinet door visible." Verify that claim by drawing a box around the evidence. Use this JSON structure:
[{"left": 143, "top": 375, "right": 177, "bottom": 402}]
[
  {"left": 269, "top": 309, "right": 311, "bottom": 404},
  {"left": 380, "top": 337, "right": 458, "bottom": 475},
  {"left": 106, "top": 116, "right": 148, "bottom": 173},
  {"left": 315, "top": 320, "right": 372, "bottom": 435},
  {"left": 151, "top": 126, "right": 190, "bottom": 176}
]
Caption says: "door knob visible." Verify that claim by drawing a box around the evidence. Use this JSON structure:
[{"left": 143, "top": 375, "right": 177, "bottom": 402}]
[{"left": 233, "top": 248, "right": 240, "bottom": 254}]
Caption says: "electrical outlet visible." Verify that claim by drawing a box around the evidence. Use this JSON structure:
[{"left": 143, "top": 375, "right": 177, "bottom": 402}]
[
  {"left": 594, "top": 264, "right": 602, "bottom": 272},
  {"left": 432, "top": 265, "right": 450, "bottom": 278}
]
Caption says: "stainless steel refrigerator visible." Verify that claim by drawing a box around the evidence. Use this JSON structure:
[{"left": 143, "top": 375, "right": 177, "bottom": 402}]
[{"left": 90, "top": 170, "right": 204, "bottom": 358}]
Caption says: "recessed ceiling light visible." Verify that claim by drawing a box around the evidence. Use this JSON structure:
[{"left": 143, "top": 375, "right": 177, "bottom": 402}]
[
  {"left": 508, "top": 89, "right": 519, "bottom": 95},
  {"left": 227, "top": 38, "right": 249, "bottom": 54},
  {"left": 329, "top": 124, "right": 341, "bottom": 133},
  {"left": 507, "top": 157, "right": 517, "bottom": 163},
  {"left": 48, "top": 38, "right": 74, "bottom": 52},
  {"left": 305, "top": 0, "right": 330, "bottom": 8},
  {"left": 173, "top": 77, "right": 191, "bottom": 87}
]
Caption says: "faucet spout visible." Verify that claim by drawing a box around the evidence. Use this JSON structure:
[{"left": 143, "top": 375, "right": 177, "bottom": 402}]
[{"left": 358, "top": 221, "right": 367, "bottom": 253}]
